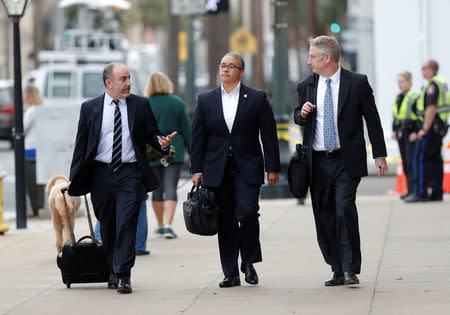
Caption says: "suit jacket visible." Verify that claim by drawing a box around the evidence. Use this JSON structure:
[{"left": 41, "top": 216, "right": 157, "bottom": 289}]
[
  {"left": 294, "top": 68, "right": 387, "bottom": 179},
  {"left": 68, "top": 93, "right": 165, "bottom": 196},
  {"left": 191, "top": 83, "right": 281, "bottom": 187}
]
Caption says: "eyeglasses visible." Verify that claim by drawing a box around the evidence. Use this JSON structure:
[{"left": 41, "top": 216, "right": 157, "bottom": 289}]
[
  {"left": 218, "top": 64, "right": 242, "bottom": 70},
  {"left": 308, "top": 54, "right": 323, "bottom": 61}
]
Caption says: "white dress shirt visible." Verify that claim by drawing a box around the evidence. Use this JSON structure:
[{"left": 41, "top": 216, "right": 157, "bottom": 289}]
[
  {"left": 23, "top": 105, "right": 38, "bottom": 150},
  {"left": 221, "top": 82, "right": 241, "bottom": 133},
  {"left": 313, "top": 67, "right": 341, "bottom": 151},
  {"left": 95, "top": 92, "right": 136, "bottom": 163}
]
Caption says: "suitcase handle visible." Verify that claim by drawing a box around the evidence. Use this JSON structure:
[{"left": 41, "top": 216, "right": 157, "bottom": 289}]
[
  {"left": 60, "top": 187, "right": 76, "bottom": 244},
  {"left": 76, "top": 235, "right": 99, "bottom": 245},
  {"left": 83, "top": 195, "right": 98, "bottom": 244}
]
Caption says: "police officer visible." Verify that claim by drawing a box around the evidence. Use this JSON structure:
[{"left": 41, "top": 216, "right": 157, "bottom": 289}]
[
  {"left": 392, "top": 71, "right": 420, "bottom": 200},
  {"left": 405, "top": 59, "right": 449, "bottom": 202}
]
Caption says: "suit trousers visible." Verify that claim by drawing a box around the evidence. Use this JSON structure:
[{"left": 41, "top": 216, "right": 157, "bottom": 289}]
[
  {"left": 24, "top": 159, "right": 45, "bottom": 212},
  {"left": 212, "top": 156, "right": 262, "bottom": 278},
  {"left": 90, "top": 163, "right": 144, "bottom": 277},
  {"left": 310, "top": 150, "right": 361, "bottom": 274},
  {"left": 396, "top": 129, "right": 418, "bottom": 194},
  {"left": 416, "top": 129, "right": 443, "bottom": 198}
]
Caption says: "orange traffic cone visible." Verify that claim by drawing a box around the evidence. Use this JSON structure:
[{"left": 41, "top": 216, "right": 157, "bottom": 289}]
[
  {"left": 443, "top": 142, "right": 450, "bottom": 193},
  {"left": 394, "top": 161, "right": 408, "bottom": 195}
]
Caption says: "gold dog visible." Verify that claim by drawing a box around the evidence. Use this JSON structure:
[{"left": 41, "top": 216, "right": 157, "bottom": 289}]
[{"left": 45, "top": 175, "right": 81, "bottom": 252}]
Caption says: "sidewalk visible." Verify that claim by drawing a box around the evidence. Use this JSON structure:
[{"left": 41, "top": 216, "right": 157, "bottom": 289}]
[{"left": 1, "top": 195, "right": 449, "bottom": 315}]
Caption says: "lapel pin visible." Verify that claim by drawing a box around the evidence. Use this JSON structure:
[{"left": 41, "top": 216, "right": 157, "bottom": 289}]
[{"left": 244, "top": 94, "right": 247, "bottom": 98}]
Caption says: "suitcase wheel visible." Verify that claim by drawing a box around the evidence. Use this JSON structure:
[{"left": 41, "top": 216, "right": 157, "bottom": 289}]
[{"left": 66, "top": 282, "right": 71, "bottom": 289}]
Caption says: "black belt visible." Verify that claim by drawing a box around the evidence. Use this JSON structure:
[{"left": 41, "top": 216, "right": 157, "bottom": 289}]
[
  {"left": 93, "top": 161, "right": 138, "bottom": 168},
  {"left": 313, "top": 149, "right": 341, "bottom": 158}
]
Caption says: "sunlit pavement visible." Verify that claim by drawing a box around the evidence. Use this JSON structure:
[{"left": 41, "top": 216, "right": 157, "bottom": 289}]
[{"left": 1, "top": 193, "right": 449, "bottom": 315}]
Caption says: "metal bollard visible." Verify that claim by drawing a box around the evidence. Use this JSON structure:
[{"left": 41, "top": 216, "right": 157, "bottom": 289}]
[{"left": 0, "top": 172, "right": 10, "bottom": 234}]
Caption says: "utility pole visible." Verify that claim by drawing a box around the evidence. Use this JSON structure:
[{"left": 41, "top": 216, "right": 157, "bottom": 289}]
[
  {"left": 272, "top": 0, "right": 288, "bottom": 116},
  {"left": 186, "top": 15, "right": 196, "bottom": 109},
  {"left": 167, "top": 1, "right": 180, "bottom": 95},
  {"left": 251, "top": 0, "right": 264, "bottom": 90}
]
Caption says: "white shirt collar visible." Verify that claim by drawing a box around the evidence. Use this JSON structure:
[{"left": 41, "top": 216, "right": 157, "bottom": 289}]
[
  {"left": 319, "top": 67, "right": 341, "bottom": 85},
  {"left": 105, "top": 91, "right": 125, "bottom": 106},
  {"left": 221, "top": 82, "right": 241, "bottom": 96}
]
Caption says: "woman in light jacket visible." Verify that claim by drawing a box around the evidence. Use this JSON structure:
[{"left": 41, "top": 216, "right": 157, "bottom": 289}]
[{"left": 23, "top": 84, "right": 45, "bottom": 216}]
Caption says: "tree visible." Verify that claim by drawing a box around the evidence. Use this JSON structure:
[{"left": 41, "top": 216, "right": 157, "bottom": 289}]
[{"left": 205, "top": 12, "right": 230, "bottom": 90}]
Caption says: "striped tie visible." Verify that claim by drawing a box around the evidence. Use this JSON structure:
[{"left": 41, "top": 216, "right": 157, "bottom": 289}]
[
  {"left": 323, "top": 78, "right": 336, "bottom": 152},
  {"left": 111, "top": 99, "right": 122, "bottom": 172}
]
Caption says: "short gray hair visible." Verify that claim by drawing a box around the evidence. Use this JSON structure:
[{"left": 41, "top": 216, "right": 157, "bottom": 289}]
[
  {"left": 309, "top": 36, "right": 340, "bottom": 63},
  {"left": 223, "top": 52, "right": 245, "bottom": 70},
  {"left": 102, "top": 62, "right": 118, "bottom": 87}
]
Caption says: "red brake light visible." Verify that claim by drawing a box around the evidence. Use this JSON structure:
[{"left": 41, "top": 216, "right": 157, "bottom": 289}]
[{"left": 0, "top": 104, "right": 14, "bottom": 114}]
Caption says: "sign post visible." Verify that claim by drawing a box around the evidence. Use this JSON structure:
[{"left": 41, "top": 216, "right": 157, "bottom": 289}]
[{"left": 171, "top": 0, "right": 205, "bottom": 108}]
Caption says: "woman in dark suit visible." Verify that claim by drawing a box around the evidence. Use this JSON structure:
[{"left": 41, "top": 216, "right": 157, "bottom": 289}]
[{"left": 191, "top": 52, "right": 280, "bottom": 288}]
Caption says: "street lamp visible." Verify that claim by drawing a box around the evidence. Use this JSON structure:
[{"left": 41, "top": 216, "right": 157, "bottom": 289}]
[{"left": 0, "top": 0, "right": 29, "bottom": 229}]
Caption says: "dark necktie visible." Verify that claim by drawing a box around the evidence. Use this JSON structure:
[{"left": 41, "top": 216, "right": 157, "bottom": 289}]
[
  {"left": 111, "top": 99, "right": 122, "bottom": 172},
  {"left": 323, "top": 78, "right": 336, "bottom": 152}
]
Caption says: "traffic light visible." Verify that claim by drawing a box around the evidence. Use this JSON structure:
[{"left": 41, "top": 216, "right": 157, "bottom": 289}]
[
  {"left": 330, "top": 22, "right": 341, "bottom": 34},
  {"left": 205, "top": 0, "right": 229, "bottom": 14}
]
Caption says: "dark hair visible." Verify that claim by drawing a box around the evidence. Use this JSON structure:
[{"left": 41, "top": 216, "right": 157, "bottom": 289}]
[
  {"left": 223, "top": 52, "right": 245, "bottom": 70},
  {"left": 102, "top": 62, "right": 117, "bottom": 87}
]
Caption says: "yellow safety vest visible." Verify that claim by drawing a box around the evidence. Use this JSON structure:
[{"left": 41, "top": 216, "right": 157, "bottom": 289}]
[
  {"left": 393, "top": 90, "right": 419, "bottom": 126},
  {"left": 416, "top": 75, "right": 450, "bottom": 122}
]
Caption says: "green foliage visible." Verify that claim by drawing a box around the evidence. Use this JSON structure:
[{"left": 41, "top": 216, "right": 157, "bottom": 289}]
[{"left": 125, "top": 0, "right": 168, "bottom": 27}]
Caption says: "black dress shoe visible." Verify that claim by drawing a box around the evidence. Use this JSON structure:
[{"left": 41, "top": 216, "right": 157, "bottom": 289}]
[
  {"left": 136, "top": 250, "right": 150, "bottom": 256},
  {"left": 242, "top": 264, "right": 259, "bottom": 285},
  {"left": 107, "top": 273, "right": 118, "bottom": 289},
  {"left": 219, "top": 276, "right": 241, "bottom": 288},
  {"left": 400, "top": 193, "right": 409, "bottom": 200},
  {"left": 344, "top": 271, "right": 359, "bottom": 285},
  {"left": 403, "top": 194, "right": 425, "bottom": 203},
  {"left": 324, "top": 272, "right": 344, "bottom": 286},
  {"left": 117, "top": 277, "right": 132, "bottom": 293}
]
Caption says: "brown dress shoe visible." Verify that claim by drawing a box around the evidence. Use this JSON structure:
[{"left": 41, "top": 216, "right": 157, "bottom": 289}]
[{"left": 324, "top": 272, "right": 344, "bottom": 286}]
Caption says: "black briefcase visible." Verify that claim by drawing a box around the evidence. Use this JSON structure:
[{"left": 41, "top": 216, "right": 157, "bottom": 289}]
[
  {"left": 287, "top": 143, "right": 310, "bottom": 198},
  {"left": 183, "top": 184, "right": 219, "bottom": 236},
  {"left": 56, "top": 188, "right": 109, "bottom": 288}
]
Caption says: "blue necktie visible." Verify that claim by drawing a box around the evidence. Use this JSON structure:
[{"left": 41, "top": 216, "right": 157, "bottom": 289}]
[{"left": 323, "top": 79, "right": 336, "bottom": 152}]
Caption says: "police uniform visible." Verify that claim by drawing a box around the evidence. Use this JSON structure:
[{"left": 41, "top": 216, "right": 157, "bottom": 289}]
[
  {"left": 392, "top": 90, "right": 419, "bottom": 196},
  {"left": 414, "top": 75, "right": 450, "bottom": 200}
]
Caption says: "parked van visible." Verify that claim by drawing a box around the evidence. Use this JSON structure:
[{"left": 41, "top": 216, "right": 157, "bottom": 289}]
[{"left": 23, "top": 63, "right": 142, "bottom": 107}]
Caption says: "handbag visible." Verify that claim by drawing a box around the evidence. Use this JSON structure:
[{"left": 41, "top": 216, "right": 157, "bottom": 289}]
[
  {"left": 182, "top": 184, "right": 219, "bottom": 236},
  {"left": 287, "top": 143, "right": 310, "bottom": 198},
  {"left": 146, "top": 144, "right": 176, "bottom": 162}
]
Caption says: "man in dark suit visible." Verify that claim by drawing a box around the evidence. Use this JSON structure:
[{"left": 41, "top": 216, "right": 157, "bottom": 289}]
[
  {"left": 191, "top": 52, "right": 281, "bottom": 288},
  {"left": 294, "top": 36, "right": 388, "bottom": 286},
  {"left": 68, "top": 62, "right": 176, "bottom": 293}
]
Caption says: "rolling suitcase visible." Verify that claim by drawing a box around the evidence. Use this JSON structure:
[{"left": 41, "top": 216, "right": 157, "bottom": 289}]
[{"left": 56, "top": 187, "right": 109, "bottom": 288}]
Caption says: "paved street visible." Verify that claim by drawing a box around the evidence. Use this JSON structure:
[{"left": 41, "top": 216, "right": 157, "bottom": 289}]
[
  {"left": 2, "top": 139, "right": 449, "bottom": 314},
  {"left": 1, "top": 187, "right": 449, "bottom": 314}
]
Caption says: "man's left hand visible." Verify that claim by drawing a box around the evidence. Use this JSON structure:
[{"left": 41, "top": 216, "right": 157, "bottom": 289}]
[
  {"left": 375, "top": 157, "right": 388, "bottom": 178},
  {"left": 158, "top": 131, "right": 177, "bottom": 149},
  {"left": 267, "top": 171, "right": 279, "bottom": 185}
]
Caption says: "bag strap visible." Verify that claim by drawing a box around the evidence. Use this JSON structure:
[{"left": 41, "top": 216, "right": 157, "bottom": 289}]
[
  {"left": 60, "top": 187, "right": 76, "bottom": 244},
  {"left": 83, "top": 195, "right": 97, "bottom": 244}
]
